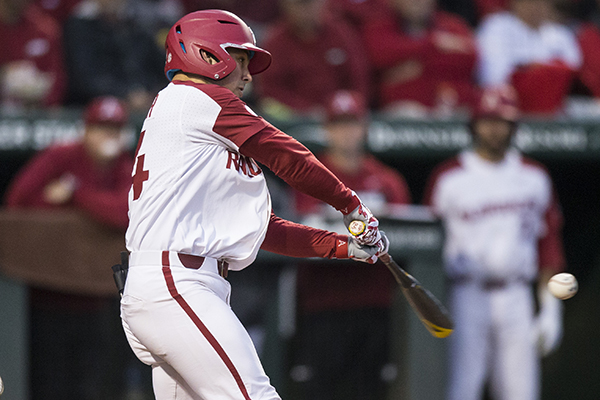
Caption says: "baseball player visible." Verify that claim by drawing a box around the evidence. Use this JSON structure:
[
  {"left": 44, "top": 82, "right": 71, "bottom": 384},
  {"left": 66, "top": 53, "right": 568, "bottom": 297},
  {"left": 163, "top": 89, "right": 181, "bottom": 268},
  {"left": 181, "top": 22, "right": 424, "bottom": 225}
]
[
  {"left": 121, "top": 10, "right": 388, "bottom": 400},
  {"left": 423, "top": 86, "right": 566, "bottom": 400}
]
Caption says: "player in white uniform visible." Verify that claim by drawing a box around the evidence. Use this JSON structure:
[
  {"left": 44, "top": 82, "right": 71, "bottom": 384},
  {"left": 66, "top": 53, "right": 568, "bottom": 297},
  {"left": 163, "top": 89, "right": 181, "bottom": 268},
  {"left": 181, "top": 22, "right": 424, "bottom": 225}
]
[
  {"left": 424, "top": 86, "right": 566, "bottom": 400},
  {"left": 120, "top": 10, "right": 387, "bottom": 400}
]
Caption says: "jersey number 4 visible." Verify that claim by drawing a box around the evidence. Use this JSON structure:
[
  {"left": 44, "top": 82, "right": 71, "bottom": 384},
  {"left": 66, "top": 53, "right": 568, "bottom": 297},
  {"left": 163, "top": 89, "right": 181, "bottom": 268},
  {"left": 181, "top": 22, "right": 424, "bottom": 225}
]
[{"left": 132, "top": 130, "right": 149, "bottom": 200}]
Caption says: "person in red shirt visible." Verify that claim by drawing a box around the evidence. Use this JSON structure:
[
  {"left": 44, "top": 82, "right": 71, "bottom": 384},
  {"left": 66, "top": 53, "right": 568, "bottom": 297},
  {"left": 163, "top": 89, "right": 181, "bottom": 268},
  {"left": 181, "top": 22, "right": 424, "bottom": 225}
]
[
  {"left": 290, "top": 90, "right": 412, "bottom": 400},
  {"left": 327, "top": 0, "right": 387, "bottom": 30},
  {"left": 555, "top": 0, "right": 600, "bottom": 99},
  {"left": 0, "top": 0, "right": 68, "bottom": 110},
  {"left": 5, "top": 96, "right": 135, "bottom": 399},
  {"left": 575, "top": 21, "right": 600, "bottom": 98},
  {"left": 6, "top": 96, "right": 133, "bottom": 228},
  {"left": 362, "top": 0, "right": 478, "bottom": 117},
  {"left": 253, "top": 0, "right": 371, "bottom": 120},
  {"left": 475, "top": 0, "right": 510, "bottom": 20},
  {"left": 34, "top": 0, "right": 81, "bottom": 23}
]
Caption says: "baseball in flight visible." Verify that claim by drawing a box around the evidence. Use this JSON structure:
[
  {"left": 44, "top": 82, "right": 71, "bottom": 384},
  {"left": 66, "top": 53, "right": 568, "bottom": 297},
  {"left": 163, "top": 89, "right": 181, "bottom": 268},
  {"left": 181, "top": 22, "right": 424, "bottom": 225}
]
[{"left": 547, "top": 273, "right": 578, "bottom": 300}]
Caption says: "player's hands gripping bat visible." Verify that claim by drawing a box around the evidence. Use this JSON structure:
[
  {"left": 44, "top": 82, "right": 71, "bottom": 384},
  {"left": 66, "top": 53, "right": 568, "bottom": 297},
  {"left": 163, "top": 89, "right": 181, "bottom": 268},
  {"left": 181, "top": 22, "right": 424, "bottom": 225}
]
[
  {"left": 349, "top": 220, "right": 454, "bottom": 338},
  {"left": 343, "top": 192, "right": 381, "bottom": 245}
]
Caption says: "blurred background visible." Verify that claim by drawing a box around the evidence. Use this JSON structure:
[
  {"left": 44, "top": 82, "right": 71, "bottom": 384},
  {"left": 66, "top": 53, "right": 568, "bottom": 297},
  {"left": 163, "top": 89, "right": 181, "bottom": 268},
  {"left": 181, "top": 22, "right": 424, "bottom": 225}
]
[{"left": 0, "top": 0, "right": 599, "bottom": 399}]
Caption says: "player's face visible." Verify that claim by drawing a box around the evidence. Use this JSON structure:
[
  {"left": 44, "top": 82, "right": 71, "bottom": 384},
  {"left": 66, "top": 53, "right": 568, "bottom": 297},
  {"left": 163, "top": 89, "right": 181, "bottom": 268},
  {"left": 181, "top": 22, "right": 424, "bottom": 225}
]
[
  {"left": 325, "top": 119, "right": 368, "bottom": 155},
  {"left": 472, "top": 118, "right": 514, "bottom": 159},
  {"left": 84, "top": 124, "right": 124, "bottom": 163},
  {"left": 219, "top": 48, "right": 252, "bottom": 98}
]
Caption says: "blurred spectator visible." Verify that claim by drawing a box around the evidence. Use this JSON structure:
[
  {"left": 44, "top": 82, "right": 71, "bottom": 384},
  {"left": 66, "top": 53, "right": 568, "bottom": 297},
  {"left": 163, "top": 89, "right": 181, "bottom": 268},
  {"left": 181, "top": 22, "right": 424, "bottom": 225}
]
[
  {"left": 476, "top": 0, "right": 582, "bottom": 115},
  {"left": 34, "top": 0, "right": 81, "bottom": 23},
  {"left": 0, "top": 0, "right": 68, "bottom": 111},
  {"left": 424, "top": 86, "right": 566, "bottom": 400},
  {"left": 437, "top": 0, "right": 480, "bottom": 27},
  {"left": 362, "top": 0, "right": 478, "bottom": 118},
  {"left": 124, "top": 0, "right": 184, "bottom": 46},
  {"left": 4, "top": 96, "right": 134, "bottom": 400},
  {"left": 552, "top": 0, "right": 600, "bottom": 99},
  {"left": 181, "top": 0, "right": 280, "bottom": 35},
  {"left": 63, "top": 0, "right": 166, "bottom": 113},
  {"left": 574, "top": 12, "right": 600, "bottom": 98},
  {"left": 474, "top": 0, "right": 509, "bottom": 20},
  {"left": 290, "top": 90, "right": 411, "bottom": 400},
  {"left": 253, "top": 0, "right": 371, "bottom": 121},
  {"left": 328, "top": 0, "right": 387, "bottom": 30}
]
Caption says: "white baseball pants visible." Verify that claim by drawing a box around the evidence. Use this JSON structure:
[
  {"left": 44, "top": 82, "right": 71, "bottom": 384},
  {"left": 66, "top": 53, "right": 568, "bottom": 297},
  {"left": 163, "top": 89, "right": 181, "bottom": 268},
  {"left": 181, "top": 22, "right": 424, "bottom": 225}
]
[
  {"left": 447, "top": 281, "right": 540, "bottom": 400},
  {"left": 121, "top": 251, "right": 281, "bottom": 400}
]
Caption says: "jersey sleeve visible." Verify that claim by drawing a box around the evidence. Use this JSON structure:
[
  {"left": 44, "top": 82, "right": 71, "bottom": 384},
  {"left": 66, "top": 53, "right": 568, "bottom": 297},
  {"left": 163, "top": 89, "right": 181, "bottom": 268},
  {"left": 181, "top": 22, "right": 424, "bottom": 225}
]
[
  {"left": 239, "top": 125, "right": 359, "bottom": 214},
  {"left": 261, "top": 212, "right": 347, "bottom": 259},
  {"left": 70, "top": 156, "right": 133, "bottom": 230},
  {"left": 537, "top": 187, "right": 566, "bottom": 273},
  {"left": 179, "top": 82, "right": 271, "bottom": 148},
  {"left": 212, "top": 96, "right": 271, "bottom": 147}
]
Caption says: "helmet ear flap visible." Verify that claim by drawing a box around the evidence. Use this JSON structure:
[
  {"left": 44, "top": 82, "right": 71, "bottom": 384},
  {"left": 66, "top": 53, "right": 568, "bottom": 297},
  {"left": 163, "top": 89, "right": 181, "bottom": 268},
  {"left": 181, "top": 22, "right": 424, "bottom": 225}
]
[{"left": 197, "top": 47, "right": 232, "bottom": 80}]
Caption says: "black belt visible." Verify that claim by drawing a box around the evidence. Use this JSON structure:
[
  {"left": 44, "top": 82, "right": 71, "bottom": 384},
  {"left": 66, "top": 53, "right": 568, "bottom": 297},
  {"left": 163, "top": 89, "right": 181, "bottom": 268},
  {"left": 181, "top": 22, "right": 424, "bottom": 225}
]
[
  {"left": 449, "top": 276, "right": 530, "bottom": 291},
  {"left": 176, "top": 253, "right": 228, "bottom": 278}
]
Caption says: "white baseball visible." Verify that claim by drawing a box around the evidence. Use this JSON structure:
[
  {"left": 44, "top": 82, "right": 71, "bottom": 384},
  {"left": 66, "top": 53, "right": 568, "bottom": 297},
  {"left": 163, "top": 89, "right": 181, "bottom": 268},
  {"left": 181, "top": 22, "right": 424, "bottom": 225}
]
[
  {"left": 547, "top": 273, "right": 578, "bottom": 300},
  {"left": 0, "top": 375, "right": 4, "bottom": 396}
]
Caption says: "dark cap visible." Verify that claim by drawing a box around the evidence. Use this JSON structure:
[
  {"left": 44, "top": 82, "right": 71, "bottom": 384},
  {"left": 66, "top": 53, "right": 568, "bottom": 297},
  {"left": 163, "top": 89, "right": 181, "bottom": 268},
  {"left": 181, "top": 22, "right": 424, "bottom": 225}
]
[
  {"left": 84, "top": 96, "right": 129, "bottom": 126},
  {"left": 325, "top": 90, "right": 367, "bottom": 122}
]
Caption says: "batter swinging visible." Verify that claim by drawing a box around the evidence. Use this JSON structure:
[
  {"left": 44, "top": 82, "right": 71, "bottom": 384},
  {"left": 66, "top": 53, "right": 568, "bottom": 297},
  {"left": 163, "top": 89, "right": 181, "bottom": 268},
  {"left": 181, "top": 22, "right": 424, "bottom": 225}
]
[{"left": 121, "top": 10, "right": 388, "bottom": 400}]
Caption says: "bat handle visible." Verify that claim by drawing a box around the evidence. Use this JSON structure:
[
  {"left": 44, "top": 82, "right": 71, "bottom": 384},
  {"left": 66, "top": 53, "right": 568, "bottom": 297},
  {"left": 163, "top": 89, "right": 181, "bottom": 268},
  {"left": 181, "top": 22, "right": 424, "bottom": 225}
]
[{"left": 378, "top": 252, "right": 391, "bottom": 264}]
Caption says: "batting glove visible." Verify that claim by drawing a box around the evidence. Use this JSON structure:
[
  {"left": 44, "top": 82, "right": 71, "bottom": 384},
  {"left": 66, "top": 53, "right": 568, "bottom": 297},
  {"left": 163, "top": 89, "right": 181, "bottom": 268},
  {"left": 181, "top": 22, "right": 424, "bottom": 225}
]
[
  {"left": 532, "top": 287, "right": 563, "bottom": 357},
  {"left": 336, "top": 232, "right": 389, "bottom": 264},
  {"left": 342, "top": 192, "right": 381, "bottom": 246}
]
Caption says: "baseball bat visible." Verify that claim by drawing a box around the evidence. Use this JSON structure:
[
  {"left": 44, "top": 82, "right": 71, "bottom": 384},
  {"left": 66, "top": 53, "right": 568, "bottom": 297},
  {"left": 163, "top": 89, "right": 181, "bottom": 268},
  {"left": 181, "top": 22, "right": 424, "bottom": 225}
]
[
  {"left": 349, "top": 220, "right": 454, "bottom": 338},
  {"left": 378, "top": 253, "right": 453, "bottom": 338}
]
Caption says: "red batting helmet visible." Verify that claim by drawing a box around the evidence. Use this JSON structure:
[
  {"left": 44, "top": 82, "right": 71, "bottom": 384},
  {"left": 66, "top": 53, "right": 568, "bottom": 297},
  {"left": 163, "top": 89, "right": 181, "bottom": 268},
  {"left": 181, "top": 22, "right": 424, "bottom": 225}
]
[
  {"left": 164, "top": 10, "right": 272, "bottom": 81},
  {"left": 472, "top": 85, "right": 520, "bottom": 123}
]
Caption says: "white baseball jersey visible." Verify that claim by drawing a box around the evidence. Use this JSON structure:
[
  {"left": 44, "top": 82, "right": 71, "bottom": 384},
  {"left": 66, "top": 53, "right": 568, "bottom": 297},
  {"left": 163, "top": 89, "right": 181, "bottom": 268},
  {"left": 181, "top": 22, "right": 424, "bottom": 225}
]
[
  {"left": 477, "top": 11, "right": 582, "bottom": 86},
  {"left": 122, "top": 80, "right": 282, "bottom": 400},
  {"left": 126, "top": 81, "right": 272, "bottom": 271},
  {"left": 426, "top": 149, "right": 555, "bottom": 282}
]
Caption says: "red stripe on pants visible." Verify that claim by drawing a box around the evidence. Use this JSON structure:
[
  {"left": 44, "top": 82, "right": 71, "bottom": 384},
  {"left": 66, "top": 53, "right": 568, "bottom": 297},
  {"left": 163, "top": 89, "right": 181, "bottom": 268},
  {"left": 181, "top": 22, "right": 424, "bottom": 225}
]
[{"left": 161, "top": 251, "right": 251, "bottom": 399}]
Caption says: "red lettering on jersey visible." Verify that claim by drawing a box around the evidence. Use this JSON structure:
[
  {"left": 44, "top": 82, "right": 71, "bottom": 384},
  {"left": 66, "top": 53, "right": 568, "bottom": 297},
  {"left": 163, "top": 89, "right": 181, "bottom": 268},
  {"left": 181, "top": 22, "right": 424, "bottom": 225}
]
[
  {"left": 147, "top": 95, "right": 158, "bottom": 118},
  {"left": 239, "top": 155, "right": 248, "bottom": 175},
  {"left": 133, "top": 154, "right": 149, "bottom": 200},
  {"left": 134, "top": 130, "right": 146, "bottom": 158},
  {"left": 225, "top": 150, "right": 262, "bottom": 177},
  {"left": 247, "top": 159, "right": 262, "bottom": 177},
  {"left": 226, "top": 151, "right": 240, "bottom": 170}
]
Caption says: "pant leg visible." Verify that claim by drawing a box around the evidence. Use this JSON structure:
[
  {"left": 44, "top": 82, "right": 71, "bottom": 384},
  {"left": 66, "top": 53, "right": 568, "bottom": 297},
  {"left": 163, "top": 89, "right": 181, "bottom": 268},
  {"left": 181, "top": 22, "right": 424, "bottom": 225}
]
[
  {"left": 152, "top": 361, "right": 203, "bottom": 400},
  {"left": 447, "top": 284, "right": 492, "bottom": 400},
  {"left": 489, "top": 284, "right": 539, "bottom": 400},
  {"left": 121, "top": 264, "right": 281, "bottom": 400}
]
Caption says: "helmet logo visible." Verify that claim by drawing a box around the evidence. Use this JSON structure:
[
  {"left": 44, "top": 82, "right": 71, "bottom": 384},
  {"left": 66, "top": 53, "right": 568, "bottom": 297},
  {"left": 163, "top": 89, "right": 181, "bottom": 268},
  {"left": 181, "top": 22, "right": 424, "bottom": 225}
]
[{"left": 167, "top": 52, "right": 172, "bottom": 63}]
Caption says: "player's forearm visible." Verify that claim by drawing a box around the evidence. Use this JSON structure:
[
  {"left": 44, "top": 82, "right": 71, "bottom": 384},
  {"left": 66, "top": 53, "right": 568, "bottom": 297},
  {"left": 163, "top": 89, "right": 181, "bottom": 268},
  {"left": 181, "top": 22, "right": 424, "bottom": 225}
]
[
  {"left": 4, "top": 154, "right": 60, "bottom": 208},
  {"left": 72, "top": 189, "right": 129, "bottom": 230},
  {"left": 240, "top": 127, "right": 359, "bottom": 214},
  {"left": 261, "top": 213, "right": 347, "bottom": 259}
]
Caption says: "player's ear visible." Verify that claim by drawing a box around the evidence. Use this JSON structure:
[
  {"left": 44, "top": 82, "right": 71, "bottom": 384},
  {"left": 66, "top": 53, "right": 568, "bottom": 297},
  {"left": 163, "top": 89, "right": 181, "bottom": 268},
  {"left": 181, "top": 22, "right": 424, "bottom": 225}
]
[{"left": 200, "top": 50, "right": 219, "bottom": 65}]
